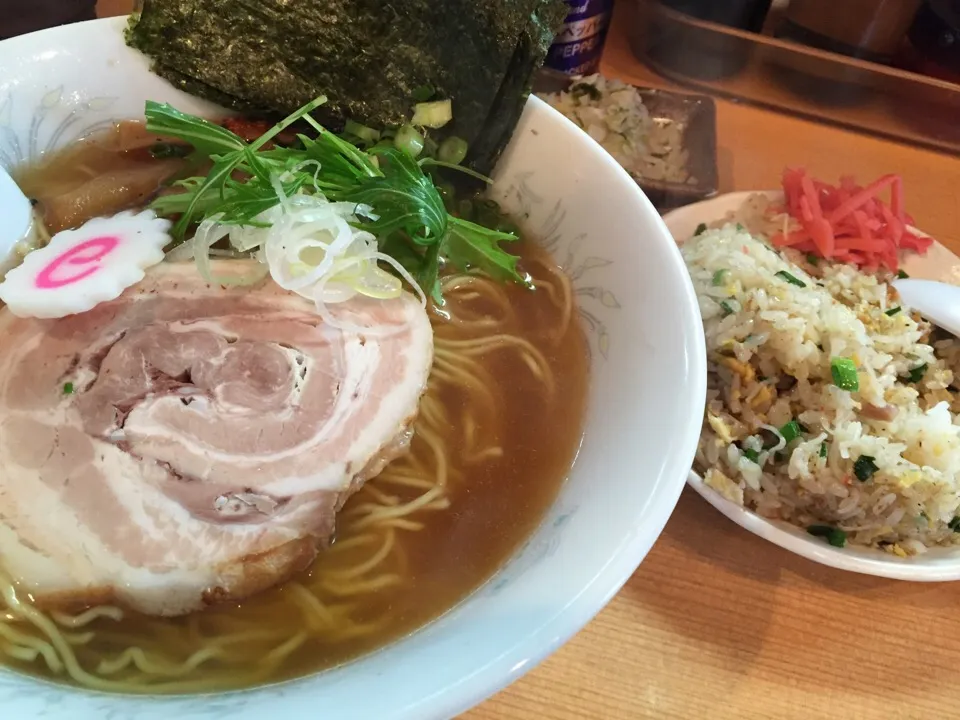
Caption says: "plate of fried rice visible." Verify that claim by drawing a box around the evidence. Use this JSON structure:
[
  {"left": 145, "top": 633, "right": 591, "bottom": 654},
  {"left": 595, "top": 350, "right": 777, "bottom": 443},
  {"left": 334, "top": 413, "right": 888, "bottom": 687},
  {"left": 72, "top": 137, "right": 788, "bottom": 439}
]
[{"left": 666, "top": 178, "right": 960, "bottom": 581}]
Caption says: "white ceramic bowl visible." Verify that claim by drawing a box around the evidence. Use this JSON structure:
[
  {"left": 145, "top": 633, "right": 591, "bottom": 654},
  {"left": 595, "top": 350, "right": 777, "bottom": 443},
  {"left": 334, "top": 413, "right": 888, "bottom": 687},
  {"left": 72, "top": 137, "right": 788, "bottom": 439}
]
[
  {"left": 665, "top": 191, "right": 960, "bottom": 582},
  {"left": 0, "top": 17, "right": 706, "bottom": 720}
]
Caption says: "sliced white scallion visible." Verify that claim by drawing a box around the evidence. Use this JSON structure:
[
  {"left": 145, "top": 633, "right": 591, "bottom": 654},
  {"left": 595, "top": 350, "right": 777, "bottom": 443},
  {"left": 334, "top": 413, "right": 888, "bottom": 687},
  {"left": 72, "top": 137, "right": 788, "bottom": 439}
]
[
  {"left": 307, "top": 250, "right": 426, "bottom": 336},
  {"left": 393, "top": 124, "right": 425, "bottom": 157},
  {"left": 191, "top": 216, "right": 270, "bottom": 287},
  {"left": 437, "top": 136, "right": 469, "bottom": 165},
  {"left": 343, "top": 119, "right": 381, "bottom": 145},
  {"left": 167, "top": 191, "right": 425, "bottom": 332}
]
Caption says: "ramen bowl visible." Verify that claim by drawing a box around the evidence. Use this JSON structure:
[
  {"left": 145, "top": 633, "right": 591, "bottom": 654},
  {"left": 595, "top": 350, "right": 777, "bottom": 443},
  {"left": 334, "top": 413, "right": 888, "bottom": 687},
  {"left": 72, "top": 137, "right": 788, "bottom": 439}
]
[{"left": 0, "top": 17, "right": 705, "bottom": 720}]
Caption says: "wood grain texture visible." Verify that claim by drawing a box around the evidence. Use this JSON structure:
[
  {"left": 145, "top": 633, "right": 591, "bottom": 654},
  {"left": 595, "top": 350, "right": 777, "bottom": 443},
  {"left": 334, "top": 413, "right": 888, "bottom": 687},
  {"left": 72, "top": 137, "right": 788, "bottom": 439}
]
[{"left": 97, "top": 1, "right": 960, "bottom": 716}]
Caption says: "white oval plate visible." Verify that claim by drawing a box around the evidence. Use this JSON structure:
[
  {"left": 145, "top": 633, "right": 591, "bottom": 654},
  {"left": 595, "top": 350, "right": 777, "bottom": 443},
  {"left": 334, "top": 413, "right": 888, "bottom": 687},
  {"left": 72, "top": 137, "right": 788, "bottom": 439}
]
[{"left": 664, "top": 191, "right": 960, "bottom": 582}]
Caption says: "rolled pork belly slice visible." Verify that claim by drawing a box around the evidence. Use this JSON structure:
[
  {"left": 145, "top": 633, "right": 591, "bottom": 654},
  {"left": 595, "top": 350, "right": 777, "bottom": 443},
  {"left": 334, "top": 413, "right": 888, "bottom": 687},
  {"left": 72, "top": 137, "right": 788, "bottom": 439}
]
[{"left": 0, "top": 260, "right": 433, "bottom": 616}]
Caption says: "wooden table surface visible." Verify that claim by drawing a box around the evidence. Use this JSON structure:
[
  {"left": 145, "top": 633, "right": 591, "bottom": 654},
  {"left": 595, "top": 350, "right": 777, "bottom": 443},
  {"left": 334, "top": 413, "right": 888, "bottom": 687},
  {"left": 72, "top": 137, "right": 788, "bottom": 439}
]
[{"left": 94, "top": 3, "right": 960, "bottom": 718}]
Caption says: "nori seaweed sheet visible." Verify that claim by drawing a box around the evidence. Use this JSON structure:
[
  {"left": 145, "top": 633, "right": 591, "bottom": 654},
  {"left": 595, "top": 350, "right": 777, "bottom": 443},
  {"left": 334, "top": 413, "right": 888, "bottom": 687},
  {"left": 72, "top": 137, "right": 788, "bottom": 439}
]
[
  {"left": 465, "top": 0, "right": 568, "bottom": 173},
  {"left": 127, "top": 0, "right": 567, "bottom": 172}
]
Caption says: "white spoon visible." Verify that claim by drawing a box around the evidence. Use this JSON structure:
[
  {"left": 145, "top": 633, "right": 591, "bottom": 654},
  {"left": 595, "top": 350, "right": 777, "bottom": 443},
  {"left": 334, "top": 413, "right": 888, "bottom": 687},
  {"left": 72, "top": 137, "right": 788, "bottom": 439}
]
[
  {"left": 0, "top": 165, "right": 35, "bottom": 275},
  {"left": 892, "top": 278, "right": 960, "bottom": 338}
]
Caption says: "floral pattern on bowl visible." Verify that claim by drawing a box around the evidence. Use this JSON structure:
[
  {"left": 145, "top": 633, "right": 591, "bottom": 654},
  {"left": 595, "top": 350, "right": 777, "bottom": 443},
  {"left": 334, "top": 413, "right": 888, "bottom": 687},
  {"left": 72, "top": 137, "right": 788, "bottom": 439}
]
[
  {"left": 0, "top": 87, "right": 119, "bottom": 170},
  {"left": 496, "top": 170, "right": 620, "bottom": 360}
]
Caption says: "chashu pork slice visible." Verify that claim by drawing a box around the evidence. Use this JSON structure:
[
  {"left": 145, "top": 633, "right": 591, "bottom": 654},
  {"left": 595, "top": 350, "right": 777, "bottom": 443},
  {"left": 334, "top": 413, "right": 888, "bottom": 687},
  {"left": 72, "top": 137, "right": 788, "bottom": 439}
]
[{"left": 0, "top": 260, "right": 433, "bottom": 616}]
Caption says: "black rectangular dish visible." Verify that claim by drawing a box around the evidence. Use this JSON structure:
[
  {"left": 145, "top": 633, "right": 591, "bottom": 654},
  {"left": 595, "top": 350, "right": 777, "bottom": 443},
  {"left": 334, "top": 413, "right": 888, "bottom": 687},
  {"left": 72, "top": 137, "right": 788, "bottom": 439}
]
[
  {"left": 534, "top": 72, "right": 719, "bottom": 211},
  {"left": 632, "top": 86, "right": 719, "bottom": 210}
]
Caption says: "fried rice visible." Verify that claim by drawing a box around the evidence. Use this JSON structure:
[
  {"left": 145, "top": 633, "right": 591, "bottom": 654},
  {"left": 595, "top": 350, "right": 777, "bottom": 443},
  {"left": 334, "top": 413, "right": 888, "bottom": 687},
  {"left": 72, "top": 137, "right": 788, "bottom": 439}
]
[{"left": 683, "top": 208, "right": 960, "bottom": 555}]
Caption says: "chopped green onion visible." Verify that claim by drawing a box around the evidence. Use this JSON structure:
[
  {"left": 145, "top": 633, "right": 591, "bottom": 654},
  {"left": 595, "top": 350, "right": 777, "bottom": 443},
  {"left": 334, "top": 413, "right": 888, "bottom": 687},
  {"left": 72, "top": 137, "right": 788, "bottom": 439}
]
[
  {"left": 775, "top": 270, "right": 806, "bottom": 287},
  {"left": 830, "top": 357, "right": 859, "bottom": 392},
  {"left": 897, "top": 269, "right": 909, "bottom": 279},
  {"left": 741, "top": 448, "right": 760, "bottom": 463},
  {"left": 807, "top": 524, "right": 847, "bottom": 548},
  {"left": 805, "top": 253, "right": 819, "bottom": 266},
  {"left": 62, "top": 382, "right": 74, "bottom": 395},
  {"left": 343, "top": 119, "right": 381, "bottom": 145},
  {"left": 411, "top": 99, "right": 453, "bottom": 129},
  {"left": 819, "top": 442, "right": 828, "bottom": 458},
  {"left": 411, "top": 84, "right": 436, "bottom": 102},
  {"left": 393, "top": 124, "right": 425, "bottom": 157},
  {"left": 949, "top": 516, "right": 960, "bottom": 532},
  {"left": 779, "top": 420, "right": 802, "bottom": 444},
  {"left": 719, "top": 299, "right": 738, "bottom": 317},
  {"left": 437, "top": 136, "right": 469, "bottom": 165},
  {"left": 736, "top": 223, "right": 745, "bottom": 231},
  {"left": 853, "top": 455, "right": 879, "bottom": 482},
  {"left": 884, "top": 306, "right": 902, "bottom": 317},
  {"left": 694, "top": 223, "right": 707, "bottom": 236},
  {"left": 711, "top": 269, "right": 728, "bottom": 286},
  {"left": 905, "top": 363, "right": 928, "bottom": 383}
]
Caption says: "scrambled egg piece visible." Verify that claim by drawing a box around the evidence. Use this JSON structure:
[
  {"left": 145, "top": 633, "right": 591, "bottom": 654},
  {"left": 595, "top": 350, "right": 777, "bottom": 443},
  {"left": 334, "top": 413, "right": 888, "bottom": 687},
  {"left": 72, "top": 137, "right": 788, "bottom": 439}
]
[
  {"left": 897, "top": 470, "right": 924, "bottom": 488},
  {"left": 704, "top": 468, "right": 744, "bottom": 506},
  {"left": 749, "top": 385, "right": 775, "bottom": 412},
  {"left": 718, "top": 356, "right": 756, "bottom": 384},
  {"left": 707, "top": 413, "right": 734, "bottom": 444},
  {"left": 888, "top": 544, "right": 908, "bottom": 558}
]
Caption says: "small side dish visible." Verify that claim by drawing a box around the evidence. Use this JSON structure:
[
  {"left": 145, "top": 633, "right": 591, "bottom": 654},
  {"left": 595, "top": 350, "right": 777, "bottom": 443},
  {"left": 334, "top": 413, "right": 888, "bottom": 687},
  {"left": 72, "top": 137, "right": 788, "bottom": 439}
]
[
  {"left": 681, "top": 170, "right": 960, "bottom": 558},
  {"left": 539, "top": 74, "right": 694, "bottom": 185}
]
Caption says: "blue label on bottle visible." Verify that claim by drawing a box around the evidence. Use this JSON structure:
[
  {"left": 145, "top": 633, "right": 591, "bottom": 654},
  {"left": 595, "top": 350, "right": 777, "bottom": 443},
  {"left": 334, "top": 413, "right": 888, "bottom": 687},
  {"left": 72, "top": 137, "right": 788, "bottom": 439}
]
[
  {"left": 563, "top": 0, "right": 614, "bottom": 22},
  {"left": 545, "top": 0, "right": 615, "bottom": 75}
]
